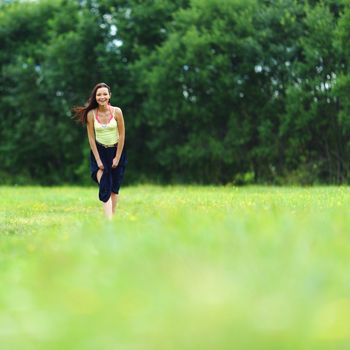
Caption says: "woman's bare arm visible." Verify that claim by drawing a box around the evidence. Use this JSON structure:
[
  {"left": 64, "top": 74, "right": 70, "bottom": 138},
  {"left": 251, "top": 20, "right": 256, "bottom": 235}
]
[
  {"left": 87, "top": 110, "right": 103, "bottom": 169},
  {"left": 112, "top": 107, "right": 125, "bottom": 167}
]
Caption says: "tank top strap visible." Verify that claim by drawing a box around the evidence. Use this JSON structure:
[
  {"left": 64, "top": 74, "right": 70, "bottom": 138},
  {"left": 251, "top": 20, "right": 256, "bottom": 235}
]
[{"left": 108, "top": 105, "right": 114, "bottom": 121}]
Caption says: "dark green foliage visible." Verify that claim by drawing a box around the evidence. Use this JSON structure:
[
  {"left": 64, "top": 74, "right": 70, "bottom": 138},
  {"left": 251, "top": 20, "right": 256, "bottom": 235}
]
[{"left": 0, "top": 0, "right": 350, "bottom": 184}]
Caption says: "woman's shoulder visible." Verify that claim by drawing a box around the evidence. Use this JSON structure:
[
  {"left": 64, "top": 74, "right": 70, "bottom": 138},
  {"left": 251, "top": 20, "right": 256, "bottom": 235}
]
[
  {"left": 87, "top": 109, "right": 96, "bottom": 122},
  {"left": 111, "top": 105, "right": 123, "bottom": 118},
  {"left": 111, "top": 105, "right": 122, "bottom": 112}
]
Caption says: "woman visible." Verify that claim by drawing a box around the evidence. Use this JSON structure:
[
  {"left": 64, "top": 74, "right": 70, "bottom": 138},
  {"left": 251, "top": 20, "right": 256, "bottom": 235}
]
[{"left": 73, "top": 82, "right": 127, "bottom": 219}]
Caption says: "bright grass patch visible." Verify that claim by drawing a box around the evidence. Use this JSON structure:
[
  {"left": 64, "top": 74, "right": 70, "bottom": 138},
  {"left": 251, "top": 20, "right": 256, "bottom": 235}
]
[{"left": 1, "top": 185, "right": 350, "bottom": 349}]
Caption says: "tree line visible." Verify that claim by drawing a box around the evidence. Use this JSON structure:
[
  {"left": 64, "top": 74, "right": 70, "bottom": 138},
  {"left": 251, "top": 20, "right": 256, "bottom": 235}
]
[{"left": 1, "top": 0, "right": 350, "bottom": 185}]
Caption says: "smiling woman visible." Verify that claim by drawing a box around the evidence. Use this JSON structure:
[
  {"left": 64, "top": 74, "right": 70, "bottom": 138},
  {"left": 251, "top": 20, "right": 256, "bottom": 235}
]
[{"left": 72, "top": 83, "right": 127, "bottom": 219}]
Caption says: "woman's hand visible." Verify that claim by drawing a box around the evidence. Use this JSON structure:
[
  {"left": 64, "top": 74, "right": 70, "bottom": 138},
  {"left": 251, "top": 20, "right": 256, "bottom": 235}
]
[
  {"left": 97, "top": 160, "right": 104, "bottom": 170},
  {"left": 112, "top": 157, "right": 119, "bottom": 168}
]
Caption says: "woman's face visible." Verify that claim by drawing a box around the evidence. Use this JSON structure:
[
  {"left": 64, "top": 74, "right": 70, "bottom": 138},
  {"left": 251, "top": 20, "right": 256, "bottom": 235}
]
[{"left": 96, "top": 87, "right": 110, "bottom": 107}]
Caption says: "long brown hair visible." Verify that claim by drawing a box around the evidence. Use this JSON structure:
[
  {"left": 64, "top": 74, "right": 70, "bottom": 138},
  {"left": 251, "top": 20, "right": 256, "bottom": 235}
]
[{"left": 72, "top": 82, "right": 111, "bottom": 124}]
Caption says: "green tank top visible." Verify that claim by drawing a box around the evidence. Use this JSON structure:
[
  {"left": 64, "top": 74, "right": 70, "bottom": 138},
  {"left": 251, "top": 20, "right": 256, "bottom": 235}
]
[{"left": 94, "top": 107, "right": 119, "bottom": 145}]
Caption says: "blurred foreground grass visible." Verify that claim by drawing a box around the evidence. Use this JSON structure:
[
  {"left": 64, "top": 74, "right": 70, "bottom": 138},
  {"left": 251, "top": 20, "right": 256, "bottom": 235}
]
[{"left": 1, "top": 185, "right": 350, "bottom": 349}]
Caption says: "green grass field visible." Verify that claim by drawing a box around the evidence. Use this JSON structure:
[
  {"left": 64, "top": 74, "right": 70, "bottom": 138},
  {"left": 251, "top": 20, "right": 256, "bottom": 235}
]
[{"left": 1, "top": 185, "right": 350, "bottom": 349}]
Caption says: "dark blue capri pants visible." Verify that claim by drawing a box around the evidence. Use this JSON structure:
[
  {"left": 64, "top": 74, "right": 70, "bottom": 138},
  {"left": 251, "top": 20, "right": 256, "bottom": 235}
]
[{"left": 90, "top": 142, "right": 127, "bottom": 203}]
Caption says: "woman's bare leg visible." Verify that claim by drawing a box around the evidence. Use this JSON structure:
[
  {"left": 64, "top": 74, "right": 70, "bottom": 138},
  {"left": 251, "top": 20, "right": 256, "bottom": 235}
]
[
  {"left": 97, "top": 169, "right": 103, "bottom": 183},
  {"left": 111, "top": 193, "right": 118, "bottom": 214},
  {"left": 97, "top": 169, "right": 112, "bottom": 219},
  {"left": 103, "top": 197, "right": 113, "bottom": 219}
]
